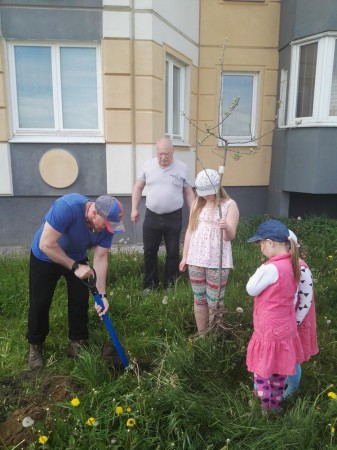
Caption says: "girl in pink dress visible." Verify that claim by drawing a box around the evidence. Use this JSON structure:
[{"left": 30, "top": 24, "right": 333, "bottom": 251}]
[
  {"left": 179, "top": 169, "right": 239, "bottom": 334},
  {"left": 246, "top": 219, "right": 304, "bottom": 414},
  {"left": 283, "top": 230, "right": 319, "bottom": 399}
]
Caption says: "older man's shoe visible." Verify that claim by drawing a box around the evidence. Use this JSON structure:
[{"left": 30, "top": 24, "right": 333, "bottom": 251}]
[{"left": 28, "top": 344, "right": 43, "bottom": 370}]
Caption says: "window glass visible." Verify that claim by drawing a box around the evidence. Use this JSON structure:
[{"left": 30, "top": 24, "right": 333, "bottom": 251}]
[
  {"left": 10, "top": 42, "right": 101, "bottom": 139},
  {"left": 60, "top": 47, "right": 98, "bottom": 129},
  {"left": 296, "top": 42, "right": 317, "bottom": 118},
  {"left": 221, "top": 73, "right": 256, "bottom": 140},
  {"left": 165, "top": 61, "right": 169, "bottom": 133},
  {"left": 14, "top": 46, "right": 54, "bottom": 128},
  {"left": 172, "top": 65, "right": 181, "bottom": 135},
  {"left": 165, "top": 54, "right": 186, "bottom": 141}
]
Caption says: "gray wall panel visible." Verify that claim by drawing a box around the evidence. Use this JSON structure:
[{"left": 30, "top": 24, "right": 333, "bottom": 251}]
[
  {"left": 11, "top": 143, "right": 107, "bottom": 196},
  {"left": 0, "top": 195, "right": 133, "bottom": 247},
  {"left": 1, "top": 7, "right": 102, "bottom": 40},
  {"left": 0, "top": 187, "right": 268, "bottom": 246},
  {"left": 0, "top": 1, "right": 101, "bottom": 7},
  {"left": 279, "top": 0, "right": 337, "bottom": 48},
  {"left": 270, "top": 127, "right": 337, "bottom": 214},
  {"left": 225, "top": 186, "right": 267, "bottom": 217},
  {"left": 278, "top": 129, "right": 337, "bottom": 194}
]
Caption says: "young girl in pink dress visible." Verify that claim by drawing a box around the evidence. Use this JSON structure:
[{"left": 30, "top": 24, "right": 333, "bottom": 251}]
[
  {"left": 283, "top": 230, "right": 319, "bottom": 399},
  {"left": 246, "top": 219, "right": 304, "bottom": 414},
  {"left": 179, "top": 169, "right": 239, "bottom": 334}
]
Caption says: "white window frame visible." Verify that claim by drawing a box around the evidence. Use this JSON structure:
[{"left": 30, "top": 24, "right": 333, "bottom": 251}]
[
  {"left": 7, "top": 41, "right": 104, "bottom": 143},
  {"left": 218, "top": 71, "right": 259, "bottom": 147},
  {"left": 165, "top": 54, "right": 187, "bottom": 144},
  {"left": 287, "top": 32, "right": 337, "bottom": 127},
  {"left": 278, "top": 68, "right": 288, "bottom": 127}
]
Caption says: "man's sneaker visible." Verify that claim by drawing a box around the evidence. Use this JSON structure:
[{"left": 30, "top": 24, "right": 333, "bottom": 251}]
[
  {"left": 28, "top": 344, "right": 43, "bottom": 370},
  {"left": 68, "top": 340, "right": 87, "bottom": 358}
]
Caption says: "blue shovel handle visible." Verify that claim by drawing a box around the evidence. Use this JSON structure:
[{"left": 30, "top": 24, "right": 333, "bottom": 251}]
[
  {"left": 93, "top": 293, "right": 129, "bottom": 368},
  {"left": 81, "top": 270, "right": 129, "bottom": 368}
]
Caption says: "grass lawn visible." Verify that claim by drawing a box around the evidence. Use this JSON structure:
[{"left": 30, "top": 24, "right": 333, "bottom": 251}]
[{"left": 0, "top": 216, "right": 337, "bottom": 450}]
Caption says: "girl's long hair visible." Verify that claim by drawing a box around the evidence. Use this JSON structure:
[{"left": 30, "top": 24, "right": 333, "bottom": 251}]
[
  {"left": 289, "top": 239, "right": 301, "bottom": 282},
  {"left": 188, "top": 187, "right": 230, "bottom": 232}
]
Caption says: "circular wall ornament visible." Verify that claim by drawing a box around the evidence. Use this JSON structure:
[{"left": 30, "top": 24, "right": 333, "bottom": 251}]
[{"left": 39, "top": 148, "right": 79, "bottom": 188}]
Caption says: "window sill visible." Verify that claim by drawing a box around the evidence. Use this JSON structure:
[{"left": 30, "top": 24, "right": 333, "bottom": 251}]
[
  {"left": 217, "top": 139, "right": 258, "bottom": 147},
  {"left": 172, "top": 140, "right": 192, "bottom": 148},
  {"left": 282, "top": 121, "right": 337, "bottom": 129},
  {"left": 9, "top": 135, "right": 106, "bottom": 144}
]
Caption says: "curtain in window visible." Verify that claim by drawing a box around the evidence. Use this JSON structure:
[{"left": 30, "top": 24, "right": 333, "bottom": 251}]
[
  {"left": 329, "top": 40, "right": 337, "bottom": 116},
  {"left": 296, "top": 42, "right": 317, "bottom": 118}
]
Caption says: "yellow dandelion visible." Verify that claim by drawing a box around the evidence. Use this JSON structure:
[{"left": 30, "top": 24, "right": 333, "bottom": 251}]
[
  {"left": 328, "top": 255, "right": 333, "bottom": 259},
  {"left": 71, "top": 397, "right": 80, "bottom": 407},
  {"left": 38, "top": 435, "right": 48, "bottom": 445},
  {"left": 331, "top": 427, "right": 335, "bottom": 434},
  {"left": 86, "top": 417, "right": 96, "bottom": 426},
  {"left": 126, "top": 418, "right": 136, "bottom": 427},
  {"left": 115, "top": 406, "right": 123, "bottom": 415},
  {"left": 126, "top": 407, "right": 132, "bottom": 413},
  {"left": 328, "top": 391, "right": 337, "bottom": 399}
]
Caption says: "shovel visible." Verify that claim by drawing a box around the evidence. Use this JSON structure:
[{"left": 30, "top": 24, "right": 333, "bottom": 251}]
[{"left": 82, "top": 270, "right": 129, "bottom": 369}]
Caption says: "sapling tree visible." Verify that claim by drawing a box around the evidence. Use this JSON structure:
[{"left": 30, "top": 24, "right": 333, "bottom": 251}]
[{"left": 183, "top": 40, "right": 276, "bottom": 334}]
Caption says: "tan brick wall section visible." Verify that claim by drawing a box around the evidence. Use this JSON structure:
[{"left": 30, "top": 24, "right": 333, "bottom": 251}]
[
  {"left": 103, "top": 38, "right": 198, "bottom": 146},
  {"left": 197, "top": 0, "right": 281, "bottom": 186}
]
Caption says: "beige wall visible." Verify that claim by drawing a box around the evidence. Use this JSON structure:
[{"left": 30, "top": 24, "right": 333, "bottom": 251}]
[
  {"left": 0, "top": 39, "right": 9, "bottom": 142},
  {"left": 197, "top": 0, "right": 281, "bottom": 185},
  {"left": 103, "top": 38, "right": 198, "bottom": 147}
]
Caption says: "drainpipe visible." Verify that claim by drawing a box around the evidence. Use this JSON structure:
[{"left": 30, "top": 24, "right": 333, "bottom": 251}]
[{"left": 130, "top": 0, "right": 137, "bottom": 243}]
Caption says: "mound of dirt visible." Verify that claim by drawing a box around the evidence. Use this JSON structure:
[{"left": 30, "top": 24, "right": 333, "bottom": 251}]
[
  {"left": 0, "top": 371, "right": 80, "bottom": 448},
  {"left": 0, "top": 342, "right": 154, "bottom": 448}
]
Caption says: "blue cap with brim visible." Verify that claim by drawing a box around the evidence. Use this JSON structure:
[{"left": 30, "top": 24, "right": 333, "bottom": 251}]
[{"left": 247, "top": 219, "right": 289, "bottom": 243}]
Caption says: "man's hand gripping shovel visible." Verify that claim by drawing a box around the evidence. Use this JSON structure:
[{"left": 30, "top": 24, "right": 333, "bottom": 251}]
[{"left": 82, "top": 270, "right": 129, "bottom": 369}]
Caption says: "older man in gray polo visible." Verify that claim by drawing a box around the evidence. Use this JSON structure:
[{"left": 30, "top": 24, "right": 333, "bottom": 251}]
[{"left": 131, "top": 137, "right": 194, "bottom": 293}]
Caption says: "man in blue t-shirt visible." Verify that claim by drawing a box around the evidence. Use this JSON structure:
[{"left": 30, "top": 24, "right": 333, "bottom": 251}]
[{"left": 27, "top": 193, "right": 125, "bottom": 370}]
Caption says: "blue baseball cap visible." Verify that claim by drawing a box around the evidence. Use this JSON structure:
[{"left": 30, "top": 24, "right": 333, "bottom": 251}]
[{"left": 247, "top": 219, "right": 289, "bottom": 243}]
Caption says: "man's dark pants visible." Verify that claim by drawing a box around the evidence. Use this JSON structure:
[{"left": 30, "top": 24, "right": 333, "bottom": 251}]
[
  {"left": 142, "top": 208, "right": 182, "bottom": 289},
  {"left": 27, "top": 252, "right": 89, "bottom": 344}
]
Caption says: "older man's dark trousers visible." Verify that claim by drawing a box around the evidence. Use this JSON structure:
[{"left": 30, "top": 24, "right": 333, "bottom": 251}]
[
  {"left": 27, "top": 252, "right": 89, "bottom": 344},
  {"left": 143, "top": 208, "right": 182, "bottom": 289}
]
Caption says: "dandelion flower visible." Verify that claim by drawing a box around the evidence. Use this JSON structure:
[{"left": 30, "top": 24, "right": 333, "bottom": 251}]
[
  {"left": 126, "top": 418, "right": 136, "bottom": 427},
  {"left": 86, "top": 417, "right": 98, "bottom": 426},
  {"left": 22, "top": 416, "right": 34, "bottom": 428},
  {"left": 331, "top": 427, "right": 335, "bottom": 434},
  {"left": 328, "top": 391, "right": 337, "bottom": 399},
  {"left": 71, "top": 397, "right": 80, "bottom": 407},
  {"left": 328, "top": 255, "right": 333, "bottom": 259},
  {"left": 126, "top": 407, "right": 132, "bottom": 413},
  {"left": 162, "top": 296, "right": 168, "bottom": 305},
  {"left": 236, "top": 307, "right": 243, "bottom": 313},
  {"left": 38, "top": 435, "right": 48, "bottom": 444},
  {"left": 327, "top": 319, "right": 331, "bottom": 325},
  {"left": 115, "top": 406, "right": 123, "bottom": 415}
]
